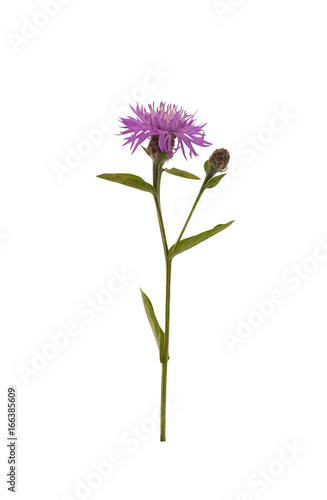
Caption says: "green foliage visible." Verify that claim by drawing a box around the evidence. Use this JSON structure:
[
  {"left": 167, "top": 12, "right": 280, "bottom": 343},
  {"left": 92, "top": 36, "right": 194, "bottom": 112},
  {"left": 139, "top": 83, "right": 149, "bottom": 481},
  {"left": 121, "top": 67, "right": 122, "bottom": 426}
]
[
  {"left": 97, "top": 173, "right": 154, "bottom": 193},
  {"left": 164, "top": 168, "right": 200, "bottom": 180},
  {"left": 204, "top": 174, "right": 226, "bottom": 190},
  {"left": 169, "top": 221, "right": 235, "bottom": 259},
  {"left": 140, "top": 289, "right": 165, "bottom": 363}
]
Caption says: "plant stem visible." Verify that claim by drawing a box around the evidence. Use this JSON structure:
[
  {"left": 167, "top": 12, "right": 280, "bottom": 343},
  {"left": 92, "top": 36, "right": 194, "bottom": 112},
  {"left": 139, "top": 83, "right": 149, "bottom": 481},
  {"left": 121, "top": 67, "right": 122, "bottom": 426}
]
[
  {"left": 173, "top": 180, "right": 206, "bottom": 248},
  {"left": 153, "top": 164, "right": 168, "bottom": 258},
  {"left": 152, "top": 168, "right": 208, "bottom": 440},
  {"left": 160, "top": 257, "right": 171, "bottom": 441},
  {"left": 152, "top": 160, "right": 173, "bottom": 441},
  {"left": 153, "top": 194, "right": 168, "bottom": 257}
]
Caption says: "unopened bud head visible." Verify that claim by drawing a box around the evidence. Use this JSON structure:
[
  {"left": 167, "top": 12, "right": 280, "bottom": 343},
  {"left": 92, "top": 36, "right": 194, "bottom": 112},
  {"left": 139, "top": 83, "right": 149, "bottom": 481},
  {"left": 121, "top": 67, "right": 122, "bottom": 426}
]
[
  {"left": 146, "top": 134, "right": 176, "bottom": 163},
  {"left": 208, "top": 148, "right": 230, "bottom": 173}
]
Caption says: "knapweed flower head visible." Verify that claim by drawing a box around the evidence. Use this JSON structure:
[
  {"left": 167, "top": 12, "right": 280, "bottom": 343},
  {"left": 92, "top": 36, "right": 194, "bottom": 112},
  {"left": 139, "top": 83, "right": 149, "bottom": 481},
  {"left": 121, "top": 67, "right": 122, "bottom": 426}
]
[
  {"left": 118, "top": 102, "right": 212, "bottom": 160},
  {"left": 146, "top": 134, "right": 176, "bottom": 161}
]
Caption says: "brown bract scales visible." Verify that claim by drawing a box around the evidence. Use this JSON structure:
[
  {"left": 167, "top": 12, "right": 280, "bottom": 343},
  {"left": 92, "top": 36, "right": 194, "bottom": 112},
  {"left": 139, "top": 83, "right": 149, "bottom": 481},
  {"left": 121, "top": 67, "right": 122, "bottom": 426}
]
[{"left": 209, "top": 148, "right": 230, "bottom": 172}]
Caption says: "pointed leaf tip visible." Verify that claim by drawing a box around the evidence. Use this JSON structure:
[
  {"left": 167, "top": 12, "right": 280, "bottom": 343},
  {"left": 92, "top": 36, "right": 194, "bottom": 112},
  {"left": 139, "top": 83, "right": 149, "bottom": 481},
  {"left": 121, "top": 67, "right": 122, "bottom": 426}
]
[
  {"left": 97, "top": 173, "right": 154, "bottom": 193},
  {"left": 169, "top": 220, "right": 235, "bottom": 259},
  {"left": 164, "top": 168, "right": 200, "bottom": 180},
  {"left": 204, "top": 173, "right": 226, "bottom": 190},
  {"left": 140, "top": 289, "right": 165, "bottom": 363}
]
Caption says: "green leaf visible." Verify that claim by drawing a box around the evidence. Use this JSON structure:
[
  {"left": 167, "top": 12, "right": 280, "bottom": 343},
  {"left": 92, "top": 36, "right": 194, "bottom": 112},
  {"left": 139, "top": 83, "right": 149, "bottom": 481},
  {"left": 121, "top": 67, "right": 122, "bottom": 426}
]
[
  {"left": 204, "top": 160, "right": 209, "bottom": 173},
  {"left": 97, "top": 173, "right": 154, "bottom": 194},
  {"left": 169, "top": 220, "right": 235, "bottom": 259},
  {"left": 140, "top": 289, "right": 165, "bottom": 363},
  {"left": 164, "top": 168, "right": 200, "bottom": 180},
  {"left": 204, "top": 173, "right": 226, "bottom": 190}
]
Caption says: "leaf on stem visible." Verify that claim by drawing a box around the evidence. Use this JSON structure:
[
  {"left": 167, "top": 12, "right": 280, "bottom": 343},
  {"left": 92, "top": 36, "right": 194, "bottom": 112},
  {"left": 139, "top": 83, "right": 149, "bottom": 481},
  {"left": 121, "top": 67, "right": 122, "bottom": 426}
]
[
  {"left": 97, "top": 173, "right": 154, "bottom": 193},
  {"left": 164, "top": 168, "right": 200, "bottom": 180},
  {"left": 204, "top": 173, "right": 226, "bottom": 190},
  {"left": 169, "top": 220, "right": 235, "bottom": 259},
  {"left": 140, "top": 289, "right": 165, "bottom": 363}
]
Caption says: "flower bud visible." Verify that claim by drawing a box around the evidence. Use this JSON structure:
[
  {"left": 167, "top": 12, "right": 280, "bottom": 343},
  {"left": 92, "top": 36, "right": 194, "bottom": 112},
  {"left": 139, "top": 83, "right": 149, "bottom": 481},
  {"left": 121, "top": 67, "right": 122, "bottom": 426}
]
[
  {"left": 147, "top": 134, "right": 176, "bottom": 163},
  {"left": 208, "top": 148, "right": 230, "bottom": 173}
]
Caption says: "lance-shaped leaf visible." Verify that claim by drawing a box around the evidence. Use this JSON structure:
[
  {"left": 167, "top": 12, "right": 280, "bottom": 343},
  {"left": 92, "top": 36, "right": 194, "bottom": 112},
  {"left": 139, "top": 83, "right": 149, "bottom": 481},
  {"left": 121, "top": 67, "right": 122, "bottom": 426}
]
[
  {"left": 140, "top": 289, "right": 165, "bottom": 363},
  {"left": 204, "top": 173, "right": 226, "bottom": 190},
  {"left": 204, "top": 160, "right": 210, "bottom": 173},
  {"left": 169, "top": 220, "right": 235, "bottom": 259},
  {"left": 97, "top": 173, "right": 154, "bottom": 194},
  {"left": 164, "top": 168, "right": 200, "bottom": 180}
]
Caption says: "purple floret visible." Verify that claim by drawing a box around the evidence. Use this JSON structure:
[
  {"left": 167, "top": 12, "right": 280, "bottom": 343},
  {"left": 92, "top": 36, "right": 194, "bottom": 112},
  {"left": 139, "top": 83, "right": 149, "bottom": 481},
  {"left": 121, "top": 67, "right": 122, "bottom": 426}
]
[{"left": 118, "top": 102, "right": 212, "bottom": 159}]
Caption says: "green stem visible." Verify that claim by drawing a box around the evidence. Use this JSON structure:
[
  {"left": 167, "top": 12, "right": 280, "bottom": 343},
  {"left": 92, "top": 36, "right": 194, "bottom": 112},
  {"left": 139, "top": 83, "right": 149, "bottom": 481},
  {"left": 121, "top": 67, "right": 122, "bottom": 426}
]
[
  {"left": 160, "top": 257, "right": 171, "bottom": 441},
  {"left": 152, "top": 161, "right": 175, "bottom": 441},
  {"left": 152, "top": 163, "right": 168, "bottom": 258},
  {"left": 152, "top": 161, "right": 171, "bottom": 440},
  {"left": 153, "top": 194, "right": 168, "bottom": 258},
  {"left": 152, "top": 168, "right": 209, "bottom": 440},
  {"left": 173, "top": 180, "right": 206, "bottom": 249}
]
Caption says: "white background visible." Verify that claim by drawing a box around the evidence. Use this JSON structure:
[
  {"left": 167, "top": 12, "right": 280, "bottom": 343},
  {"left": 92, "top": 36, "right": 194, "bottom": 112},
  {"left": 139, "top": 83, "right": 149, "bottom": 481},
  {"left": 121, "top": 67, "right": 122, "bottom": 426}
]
[{"left": 1, "top": 1, "right": 327, "bottom": 499}]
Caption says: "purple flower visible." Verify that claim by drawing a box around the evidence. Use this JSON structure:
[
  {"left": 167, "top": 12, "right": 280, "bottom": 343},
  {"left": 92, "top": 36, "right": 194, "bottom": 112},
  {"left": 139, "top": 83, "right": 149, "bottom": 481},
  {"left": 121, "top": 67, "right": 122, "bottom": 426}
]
[{"left": 118, "top": 102, "right": 212, "bottom": 159}]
